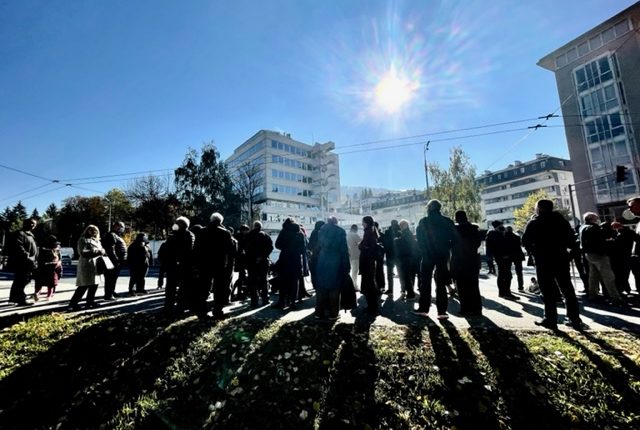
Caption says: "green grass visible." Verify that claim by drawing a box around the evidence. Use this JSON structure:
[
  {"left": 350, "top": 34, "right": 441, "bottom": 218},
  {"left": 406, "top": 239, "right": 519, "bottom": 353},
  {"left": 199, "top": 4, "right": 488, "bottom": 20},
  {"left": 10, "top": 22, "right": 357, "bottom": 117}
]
[{"left": 1, "top": 312, "right": 639, "bottom": 429}]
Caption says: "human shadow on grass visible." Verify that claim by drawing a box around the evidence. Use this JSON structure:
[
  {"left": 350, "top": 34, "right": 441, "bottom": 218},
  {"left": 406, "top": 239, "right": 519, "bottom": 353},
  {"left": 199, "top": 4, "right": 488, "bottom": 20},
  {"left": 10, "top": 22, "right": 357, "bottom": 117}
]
[
  {"left": 467, "top": 317, "right": 571, "bottom": 430},
  {"left": 579, "top": 305, "right": 640, "bottom": 331},
  {"left": 0, "top": 312, "right": 214, "bottom": 429}
]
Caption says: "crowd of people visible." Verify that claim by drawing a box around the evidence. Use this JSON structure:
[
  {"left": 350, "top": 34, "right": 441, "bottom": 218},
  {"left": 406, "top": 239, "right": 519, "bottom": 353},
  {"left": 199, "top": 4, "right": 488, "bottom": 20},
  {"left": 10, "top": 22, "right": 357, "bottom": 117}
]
[{"left": 4, "top": 197, "right": 640, "bottom": 328}]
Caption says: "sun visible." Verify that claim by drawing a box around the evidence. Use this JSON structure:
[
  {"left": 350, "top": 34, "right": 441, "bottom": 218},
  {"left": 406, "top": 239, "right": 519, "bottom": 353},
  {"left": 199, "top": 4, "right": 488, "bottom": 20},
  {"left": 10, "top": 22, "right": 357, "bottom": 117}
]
[{"left": 374, "top": 66, "right": 418, "bottom": 114}]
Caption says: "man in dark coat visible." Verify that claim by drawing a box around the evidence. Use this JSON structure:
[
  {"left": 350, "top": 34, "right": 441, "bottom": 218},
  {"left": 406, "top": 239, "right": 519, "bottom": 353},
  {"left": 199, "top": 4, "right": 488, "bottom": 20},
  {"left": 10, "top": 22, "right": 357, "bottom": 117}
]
[
  {"left": 127, "top": 233, "right": 152, "bottom": 295},
  {"left": 505, "top": 226, "right": 525, "bottom": 291},
  {"left": 382, "top": 220, "right": 401, "bottom": 295},
  {"left": 394, "top": 220, "right": 418, "bottom": 299},
  {"left": 8, "top": 218, "right": 38, "bottom": 306},
  {"left": 101, "top": 221, "right": 127, "bottom": 300},
  {"left": 610, "top": 221, "right": 634, "bottom": 294},
  {"left": 159, "top": 216, "right": 195, "bottom": 313},
  {"left": 522, "top": 199, "right": 582, "bottom": 330},
  {"left": 415, "top": 199, "right": 456, "bottom": 319},
  {"left": 315, "top": 216, "right": 350, "bottom": 320},
  {"left": 486, "top": 220, "right": 517, "bottom": 299},
  {"left": 193, "top": 212, "right": 235, "bottom": 319},
  {"left": 245, "top": 221, "right": 274, "bottom": 308},
  {"left": 452, "top": 211, "right": 483, "bottom": 316},
  {"left": 274, "top": 218, "right": 306, "bottom": 310}
]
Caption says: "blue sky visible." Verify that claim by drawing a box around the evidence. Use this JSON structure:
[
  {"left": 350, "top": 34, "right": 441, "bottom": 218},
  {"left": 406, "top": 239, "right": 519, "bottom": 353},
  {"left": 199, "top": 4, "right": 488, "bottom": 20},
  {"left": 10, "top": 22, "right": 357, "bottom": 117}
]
[{"left": 1, "top": 0, "right": 637, "bottom": 212}]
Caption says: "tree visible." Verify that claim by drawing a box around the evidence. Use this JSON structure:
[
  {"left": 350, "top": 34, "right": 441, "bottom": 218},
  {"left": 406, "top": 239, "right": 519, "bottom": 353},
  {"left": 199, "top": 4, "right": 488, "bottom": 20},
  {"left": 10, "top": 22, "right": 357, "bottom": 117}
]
[
  {"left": 174, "top": 143, "right": 241, "bottom": 226},
  {"left": 30, "top": 208, "right": 40, "bottom": 220},
  {"left": 427, "top": 147, "right": 482, "bottom": 222},
  {"left": 105, "top": 188, "right": 134, "bottom": 227},
  {"left": 44, "top": 203, "right": 58, "bottom": 219},
  {"left": 56, "top": 196, "right": 108, "bottom": 247},
  {"left": 513, "top": 189, "right": 572, "bottom": 231},
  {"left": 230, "top": 160, "right": 265, "bottom": 224},
  {"left": 125, "top": 177, "right": 180, "bottom": 238}
]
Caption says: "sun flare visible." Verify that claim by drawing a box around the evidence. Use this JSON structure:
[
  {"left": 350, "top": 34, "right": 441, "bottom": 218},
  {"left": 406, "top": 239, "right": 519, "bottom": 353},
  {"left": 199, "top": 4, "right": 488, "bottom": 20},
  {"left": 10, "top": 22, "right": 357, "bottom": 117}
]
[{"left": 374, "top": 66, "right": 418, "bottom": 114}]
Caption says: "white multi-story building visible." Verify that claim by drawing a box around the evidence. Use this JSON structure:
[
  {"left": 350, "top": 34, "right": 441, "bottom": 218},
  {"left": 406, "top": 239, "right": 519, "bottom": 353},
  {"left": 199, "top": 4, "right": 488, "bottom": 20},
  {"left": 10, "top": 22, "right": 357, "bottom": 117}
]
[
  {"left": 477, "top": 154, "right": 578, "bottom": 227},
  {"left": 226, "top": 130, "right": 340, "bottom": 232}
]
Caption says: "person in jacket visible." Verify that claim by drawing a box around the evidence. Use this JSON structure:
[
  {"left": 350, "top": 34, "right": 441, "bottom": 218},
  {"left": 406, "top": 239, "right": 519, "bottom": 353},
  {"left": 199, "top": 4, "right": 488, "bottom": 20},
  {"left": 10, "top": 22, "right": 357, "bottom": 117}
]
[
  {"left": 33, "top": 235, "right": 62, "bottom": 301},
  {"left": 307, "top": 220, "right": 325, "bottom": 290},
  {"left": 158, "top": 216, "right": 195, "bottom": 313},
  {"left": 610, "top": 221, "right": 634, "bottom": 294},
  {"left": 101, "top": 221, "right": 126, "bottom": 300},
  {"left": 451, "top": 211, "right": 483, "bottom": 316},
  {"left": 359, "top": 215, "right": 380, "bottom": 316},
  {"left": 394, "top": 220, "right": 418, "bottom": 299},
  {"left": 627, "top": 197, "right": 640, "bottom": 292},
  {"left": 274, "top": 218, "right": 306, "bottom": 310},
  {"left": 505, "top": 226, "right": 525, "bottom": 291},
  {"left": 486, "top": 220, "right": 518, "bottom": 300},
  {"left": 522, "top": 200, "right": 582, "bottom": 330},
  {"left": 231, "top": 224, "right": 250, "bottom": 300},
  {"left": 347, "top": 224, "right": 361, "bottom": 289},
  {"left": 296, "top": 225, "right": 311, "bottom": 301},
  {"left": 193, "top": 212, "right": 236, "bottom": 319},
  {"left": 8, "top": 218, "right": 38, "bottom": 306},
  {"left": 245, "top": 221, "right": 274, "bottom": 308},
  {"left": 374, "top": 221, "right": 386, "bottom": 293},
  {"left": 69, "top": 225, "right": 105, "bottom": 311},
  {"left": 127, "top": 233, "right": 152, "bottom": 296},
  {"left": 415, "top": 200, "right": 456, "bottom": 319},
  {"left": 382, "top": 220, "right": 401, "bottom": 295},
  {"left": 579, "top": 212, "right": 624, "bottom": 305},
  {"left": 315, "top": 216, "right": 350, "bottom": 320}
]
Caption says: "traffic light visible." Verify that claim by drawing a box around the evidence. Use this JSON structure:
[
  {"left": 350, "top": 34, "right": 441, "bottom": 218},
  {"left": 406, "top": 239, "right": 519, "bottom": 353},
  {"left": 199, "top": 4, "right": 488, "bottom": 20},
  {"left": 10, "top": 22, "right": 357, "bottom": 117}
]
[{"left": 616, "top": 165, "right": 629, "bottom": 183}]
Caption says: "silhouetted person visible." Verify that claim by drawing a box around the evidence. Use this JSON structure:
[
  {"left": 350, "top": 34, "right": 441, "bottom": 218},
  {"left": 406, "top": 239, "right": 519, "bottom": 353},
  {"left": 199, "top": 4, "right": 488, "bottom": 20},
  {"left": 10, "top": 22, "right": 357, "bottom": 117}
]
[
  {"left": 486, "top": 220, "right": 517, "bottom": 300},
  {"left": 394, "top": 219, "right": 418, "bottom": 299},
  {"left": 8, "top": 218, "right": 38, "bottom": 306},
  {"left": 69, "top": 225, "right": 105, "bottom": 311},
  {"left": 627, "top": 197, "right": 640, "bottom": 292},
  {"left": 193, "top": 212, "right": 235, "bottom": 319},
  {"left": 33, "top": 234, "right": 62, "bottom": 301},
  {"left": 245, "top": 221, "right": 273, "bottom": 308},
  {"left": 232, "top": 224, "right": 251, "bottom": 300},
  {"left": 273, "top": 218, "right": 306, "bottom": 310},
  {"left": 522, "top": 199, "right": 582, "bottom": 330},
  {"left": 127, "top": 233, "right": 151, "bottom": 295},
  {"left": 374, "top": 222, "right": 386, "bottom": 292},
  {"left": 505, "top": 226, "right": 525, "bottom": 291},
  {"left": 359, "top": 216, "right": 380, "bottom": 316},
  {"left": 347, "top": 224, "right": 361, "bottom": 289},
  {"left": 315, "top": 216, "right": 350, "bottom": 320},
  {"left": 101, "top": 221, "right": 126, "bottom": 300},
  {"left": 158, "top": 217, "right": 195, "bottom": 313},
  {"left": 451, "top": 211, "right": 483, "bottom": 316},
  {"left": 382, "top": 219, "right": 401, "bottom": 294},
  {"left": 610, "top": 221, "right": 634, "bottom": 294},
  {"left": 415, "top": 199, "right": 456, "bottom": 319},
  {"left": 307, "top": 220, "right": 325, "bottom": 290}
]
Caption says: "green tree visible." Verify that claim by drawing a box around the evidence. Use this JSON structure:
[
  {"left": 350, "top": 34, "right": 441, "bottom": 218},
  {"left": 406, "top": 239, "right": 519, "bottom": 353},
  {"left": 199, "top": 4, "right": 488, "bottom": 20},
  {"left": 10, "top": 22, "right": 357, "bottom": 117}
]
[
  {"left": 174, "top": 143, "right": 241, "bottom": 226},
  {"left": 105, "top": 188, "right": 134, "bottom": 226},
  {"left": 44, "top": 203, "right": 58, "bottom": 219},
  {"left": 427, "top": 147, "right": 482, "bottom": 222},
  {"left": 513, "top": 189, "right": 571, "bottom": 231},
  {"left": 56, "top": 196, "right": 108, "bottom": 247},
  {"left": 125, "top": 177, "right": 180, "bottom": 238}
]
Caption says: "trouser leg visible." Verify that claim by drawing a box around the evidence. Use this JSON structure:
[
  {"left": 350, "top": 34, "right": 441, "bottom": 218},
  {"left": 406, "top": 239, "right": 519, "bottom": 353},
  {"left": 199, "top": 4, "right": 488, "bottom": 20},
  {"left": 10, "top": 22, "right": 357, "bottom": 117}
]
[
  {"left": 9, "top": 271, "right": 30, "bottom": 303},
  {"left": 69, "top": 285, "right": 89, "bottom": 306},
  {"left": 496, "top": 259, "right": 513, "bottom": 296},
  {"left": 514, "top": 260, "right": 524, "bottom": 290},
  {"left": 434, "top": 258, "right": 449, "bottom": 314},
  {"left": 386, "top": 261, "right": 395, "bottom": 292},
  {"left": 164, "top": 275, "right": 177, "bottom": 310},
  {"left": 86, "top": 284, "right": 98, "bottom": 305},
  {"left": 418, "top": 258, "right": 435, "bottom": 311},
  {"left": 554, "top": 263, "right": 580, "bottom": 322},
  {"left": 327, "top": 289, "right": 340, "bottom": 318},
  {"left": 536, "top": 265, "right": 558, "bottom": 322}
]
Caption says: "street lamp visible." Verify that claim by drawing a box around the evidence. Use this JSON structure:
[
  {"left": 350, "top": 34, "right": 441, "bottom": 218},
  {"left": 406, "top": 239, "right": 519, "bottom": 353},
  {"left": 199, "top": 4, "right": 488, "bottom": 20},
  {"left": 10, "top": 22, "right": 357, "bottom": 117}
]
[{"left": 423, "top": 141, "right": 431, "bottom": 200}]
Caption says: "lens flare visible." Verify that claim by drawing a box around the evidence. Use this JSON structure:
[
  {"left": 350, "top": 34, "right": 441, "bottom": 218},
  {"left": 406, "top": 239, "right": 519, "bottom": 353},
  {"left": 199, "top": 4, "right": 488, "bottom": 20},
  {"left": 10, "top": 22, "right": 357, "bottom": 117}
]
[{"left": 374, "top": 65, "right": 419, "bottom": 113}]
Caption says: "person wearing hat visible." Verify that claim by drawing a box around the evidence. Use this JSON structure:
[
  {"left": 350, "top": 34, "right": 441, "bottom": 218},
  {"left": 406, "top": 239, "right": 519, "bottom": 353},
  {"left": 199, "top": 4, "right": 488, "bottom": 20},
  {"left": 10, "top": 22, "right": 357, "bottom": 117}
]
[
  {"left": 101, "top": 221, "right": 127, "bottom": 300},
  {"left": 33, "top": 234, "right": 63, "bottom": 301},
  {"left": 159, "top": 216, "right": 195, "bottom": 314},
  {"left": 127, "top": 232, "right": 152, "bottom": 296}
]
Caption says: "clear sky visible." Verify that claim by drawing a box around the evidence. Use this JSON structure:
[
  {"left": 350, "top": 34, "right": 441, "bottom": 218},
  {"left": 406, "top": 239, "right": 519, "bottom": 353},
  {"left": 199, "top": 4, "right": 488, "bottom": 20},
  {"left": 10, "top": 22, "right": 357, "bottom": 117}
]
[{"left": 1, "top": 0, "right": 637, "bottom": 213}]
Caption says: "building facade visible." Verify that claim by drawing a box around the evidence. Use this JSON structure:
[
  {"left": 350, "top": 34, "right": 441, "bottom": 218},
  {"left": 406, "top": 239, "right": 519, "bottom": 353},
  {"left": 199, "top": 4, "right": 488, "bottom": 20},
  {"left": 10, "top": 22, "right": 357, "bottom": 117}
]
[
  {"left": 538, "top": 3, "right": 640, "bottom": 220},
  {"left": 226, "top": 130, "right": 340, "bottom": 232},
  {"left": 477, "top": 155, "right": 577, "bottom": 227}
]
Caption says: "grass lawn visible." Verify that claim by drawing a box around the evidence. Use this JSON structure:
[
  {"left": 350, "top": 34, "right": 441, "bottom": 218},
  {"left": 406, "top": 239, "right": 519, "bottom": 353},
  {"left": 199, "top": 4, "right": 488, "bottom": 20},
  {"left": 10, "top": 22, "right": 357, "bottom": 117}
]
[{"left": 0, "top": 312, "right": 639, "bottom": 429}]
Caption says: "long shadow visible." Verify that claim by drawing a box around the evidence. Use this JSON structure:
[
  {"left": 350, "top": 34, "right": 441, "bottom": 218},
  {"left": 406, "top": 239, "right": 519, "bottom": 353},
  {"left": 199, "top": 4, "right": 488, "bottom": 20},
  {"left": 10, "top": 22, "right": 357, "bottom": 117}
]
[
  {"left": 0, "top": 312, "right": 213, "bottom": 429},
  {"left": 424, "top": 320, "right": 501, "bottom": 429},
  {"left": 579, "top": 306, "right": 640, "bottom": 332},
  {"left": 481, "top": 296, "right": 523, "bottom": 318},
  {"left": 577, "top": 331, "right": 640, "bottom": 380},
  {"left": 467, "top": 317, "right": 570, "bottom": 430}
]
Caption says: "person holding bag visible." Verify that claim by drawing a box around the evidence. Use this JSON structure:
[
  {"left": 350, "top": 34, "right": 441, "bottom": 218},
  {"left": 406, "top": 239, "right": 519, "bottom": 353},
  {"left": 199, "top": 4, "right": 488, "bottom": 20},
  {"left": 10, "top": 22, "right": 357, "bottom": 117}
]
[{"left": 69, "top": 225, "right": 106, "bottom": 311}]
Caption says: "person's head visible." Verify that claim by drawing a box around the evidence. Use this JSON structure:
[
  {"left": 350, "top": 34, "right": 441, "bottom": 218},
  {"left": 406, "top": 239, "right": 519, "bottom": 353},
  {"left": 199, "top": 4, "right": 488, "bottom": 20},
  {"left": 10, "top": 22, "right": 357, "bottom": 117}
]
[
  {"left": 111, "top": 221, "right": 125, "bottom": 234},
  {"left": 612, "top": 221, "right": 624, "bottom": 231},
  {"left": 83, "top": 224, "right": 100, "bottom": 239},
  {"left": 362, "top": 215, "right": 375, "bottom": 229},
  {"left": 426, "top": 199, "right": 442, "bottom": 214},
  {"left": 45, "top": 235, "right": 59, "bottom": 249},
  {"left": 535, "top": 199, "right": 554, "bottom": 215},
  {"left": 314, "top": 220, "right": 326, "bottom": 231},
  {"left": 239, "top": 224, "right": 250, "bottom": 234},
  {"left": 390, "top": 219, "right": 399, "bottom": 229},
  {"left": 627, "top": 197, "right": 640, "bottom": 216},
  {"left": 491, "top": 220, "right": 502, "bottom": 230},
  {"left": 399, "top": 219, "right": 410, "bottom": 231},
  {"left": 506, "top": 226, "right": 513, "bottom": 233},
  {"left": 327, "top": 216, "right": 338, "bottom": 225},
  {"left": 210, "top": 212, "right": 224, "bottom": 226},
  {"left": 350, "top": 224, "right": 358, "bottom": 232},
  {"left": 135, "top": 232, "right": 147, "bottom": 243},
  {"left": 175, "top": 216, "right": 190, "bottom": 231},
  {"left": 583, "top": 211, "right": 599, "bottom": 224},
  {"left": 253, "top": 221, "right": 263, "bottom": 231},
  {"left": 454, "top": 210, "right": 468, "bottom": 224},
  {"left": 23, "top": 218, "right": 37, "bottom": 232}
]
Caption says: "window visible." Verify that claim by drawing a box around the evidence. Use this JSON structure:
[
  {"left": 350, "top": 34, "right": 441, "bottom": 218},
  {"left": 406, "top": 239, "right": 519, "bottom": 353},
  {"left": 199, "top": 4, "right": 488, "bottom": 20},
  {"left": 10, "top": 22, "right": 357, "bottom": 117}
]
[
  {"left": 602, "top": 27, "right": 615, "bottom": 43},
  {"left": 566, "top": 47, "right": 578, "bottom": 62},
  {"left": 589, "top": 34, "right": 603, "bottom": 50},
  {"left": 614, "top": 20, "right": 629, "bottom": 37},
  {"left": 540, "top": 161, "right": 546, "bottom": 169},
  {"left": 578, "top": 41, "right": 589, "bottom": 57},
  {"left": 580, "top": 84, "right": 618, "bottom": 117},
  {"left": 556, "top": 54, "right": 568, "bottom": 68},
  {"left": 575, "top": 57, "right": 613, "bottom": 92}
]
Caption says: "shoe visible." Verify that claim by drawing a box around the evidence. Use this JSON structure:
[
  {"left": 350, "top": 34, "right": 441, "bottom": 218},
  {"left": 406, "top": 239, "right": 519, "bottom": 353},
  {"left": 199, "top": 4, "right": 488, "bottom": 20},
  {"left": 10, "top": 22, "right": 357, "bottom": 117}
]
[
  {"left": 518, "top": 287, "right": 524, "bottom": 292},
  {"left": 564, "top": 319, "right": 584, "bottom": 330},
  {"left": 136, "top": 290, "right": 148, "bottom": 295},
  {"left": 437, "top": 314, "right": 449, "bottom": 320},
  {"left": 68, "top": 304, "right": 81, "bottom": 311},
  {"left": 128, "top": 291, "right": 136, "bottom": 297},
  {"left": 499, "top": 294, "right": 520, "bottom": 301},
  {"left": 15, "top": 301, "right": 34, "bottom": 307},
  {"left": 534, "top": 319, "right": 558, "bottom": 331}
]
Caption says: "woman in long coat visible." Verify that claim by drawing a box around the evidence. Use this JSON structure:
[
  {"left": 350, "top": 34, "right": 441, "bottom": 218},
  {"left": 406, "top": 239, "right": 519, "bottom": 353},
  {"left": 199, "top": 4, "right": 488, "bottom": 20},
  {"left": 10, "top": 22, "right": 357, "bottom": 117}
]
[
  {"left": 315, "top": 217, "right": 350, "bottom": 320},
  {"left": 359, "top": 216, "right": 380, "bottom": 316},
  {"left": 69, "top": 225, "right": 106, "bottom": 310},
  {"left": 451, "top": 211, "right": 483, "bottom": 316},
  {"left": 274, "top": 218, "right": 306, "bottom": 310}
]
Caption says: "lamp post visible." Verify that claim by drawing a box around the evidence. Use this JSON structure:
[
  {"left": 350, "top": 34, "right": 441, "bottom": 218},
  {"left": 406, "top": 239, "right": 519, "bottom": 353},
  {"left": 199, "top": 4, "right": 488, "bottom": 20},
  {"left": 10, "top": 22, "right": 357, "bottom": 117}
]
[{"left": 423, "top": 141, "right": 431, "bottom": 200}]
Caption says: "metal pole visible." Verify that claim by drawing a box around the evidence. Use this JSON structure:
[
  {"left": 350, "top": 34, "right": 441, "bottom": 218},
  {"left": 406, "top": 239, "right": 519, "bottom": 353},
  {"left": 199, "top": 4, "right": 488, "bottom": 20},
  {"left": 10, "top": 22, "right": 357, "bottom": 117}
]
[
  {"left": 568, "top": 184, "right": 577, "bottom": 227},
  {"left": 423, "top": 141, "right": 430, "bottom": 200}
]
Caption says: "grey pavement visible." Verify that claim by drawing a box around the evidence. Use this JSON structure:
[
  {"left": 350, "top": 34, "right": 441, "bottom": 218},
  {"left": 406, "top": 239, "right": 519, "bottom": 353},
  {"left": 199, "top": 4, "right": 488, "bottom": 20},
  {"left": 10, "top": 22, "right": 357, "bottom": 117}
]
[{"left": 1, "top": 266, "right": 639, "bottom": 332}]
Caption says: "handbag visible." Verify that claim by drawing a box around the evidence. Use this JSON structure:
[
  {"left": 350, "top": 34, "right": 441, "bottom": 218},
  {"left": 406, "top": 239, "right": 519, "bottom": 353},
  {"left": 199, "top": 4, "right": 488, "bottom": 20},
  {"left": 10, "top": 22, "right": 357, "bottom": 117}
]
[{"left": 96, "top": 256, "right": 114, "bottom": 275}]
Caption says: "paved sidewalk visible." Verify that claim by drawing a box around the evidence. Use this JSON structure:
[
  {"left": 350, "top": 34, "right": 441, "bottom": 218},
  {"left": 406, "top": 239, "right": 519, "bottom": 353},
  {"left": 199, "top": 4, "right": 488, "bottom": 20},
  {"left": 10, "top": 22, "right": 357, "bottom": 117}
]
[{"left": 1, "top": 267, "right": 639, "bottom": 331}]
